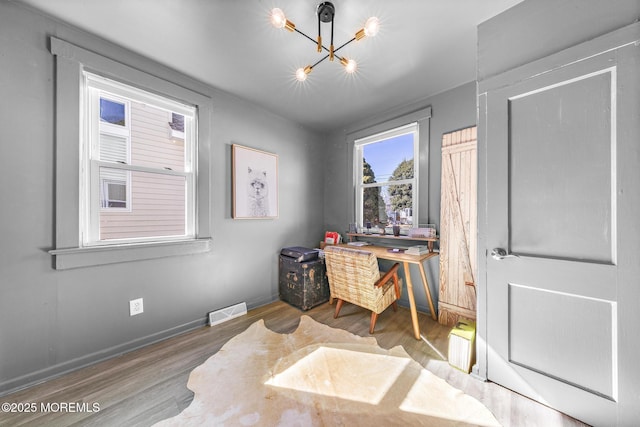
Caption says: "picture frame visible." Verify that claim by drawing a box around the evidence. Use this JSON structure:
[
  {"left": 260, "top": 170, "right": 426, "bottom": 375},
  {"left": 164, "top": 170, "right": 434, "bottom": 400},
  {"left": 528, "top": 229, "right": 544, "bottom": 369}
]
[{"left": 232, "top": 143, "right": 278, "bottom": 219}]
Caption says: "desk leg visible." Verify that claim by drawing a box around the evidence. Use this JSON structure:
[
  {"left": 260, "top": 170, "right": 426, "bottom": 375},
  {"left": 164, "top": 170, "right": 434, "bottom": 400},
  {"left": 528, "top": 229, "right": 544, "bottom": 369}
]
[
  {"left": 403, "top": 261, "right": 421, "bottom": 340},
  {"left": 418, "top": 262, "right": 437, "bottom": 321}
]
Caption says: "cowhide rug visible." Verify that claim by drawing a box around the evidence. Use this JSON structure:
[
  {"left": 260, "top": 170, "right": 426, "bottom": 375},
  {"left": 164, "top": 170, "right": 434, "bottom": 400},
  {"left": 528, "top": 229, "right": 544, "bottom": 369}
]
[{"left": 154, "top": 316, "right": 500, "bottom": 426}]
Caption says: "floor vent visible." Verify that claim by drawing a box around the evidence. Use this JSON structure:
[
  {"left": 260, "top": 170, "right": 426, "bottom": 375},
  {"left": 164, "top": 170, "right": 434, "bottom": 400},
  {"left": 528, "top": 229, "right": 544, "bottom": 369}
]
[{"left": 208, "top": 302, "right": 247, "bottom": 327}]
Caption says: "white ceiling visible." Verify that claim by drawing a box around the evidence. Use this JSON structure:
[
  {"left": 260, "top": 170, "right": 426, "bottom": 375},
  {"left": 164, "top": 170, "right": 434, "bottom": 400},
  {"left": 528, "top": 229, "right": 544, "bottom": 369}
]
[{"left": 17, "top": 0, "right": 523, "bottom": 133}]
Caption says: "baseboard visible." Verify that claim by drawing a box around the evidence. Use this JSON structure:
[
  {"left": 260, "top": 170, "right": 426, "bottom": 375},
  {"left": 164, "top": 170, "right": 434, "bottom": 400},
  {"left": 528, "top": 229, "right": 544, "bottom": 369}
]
[
  {"left": 0, "top": 317, "right": 206, "bottom": 398},
  {"left": 1, "top": 295, "right": 305, "bottom": 397},
  {"left": 249, "top": 294, "right": 280, "bottom": 310}
]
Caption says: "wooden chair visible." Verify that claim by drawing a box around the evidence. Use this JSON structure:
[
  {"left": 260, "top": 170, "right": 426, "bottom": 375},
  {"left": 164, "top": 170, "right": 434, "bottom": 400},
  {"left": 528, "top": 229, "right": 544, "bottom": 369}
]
[{"left": 324, "top": 246, "right": 403, "bottom": 333}]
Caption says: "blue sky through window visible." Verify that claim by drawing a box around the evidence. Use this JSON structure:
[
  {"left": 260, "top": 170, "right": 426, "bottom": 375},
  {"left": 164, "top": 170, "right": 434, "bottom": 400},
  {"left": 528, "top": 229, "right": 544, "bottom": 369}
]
[
  {"left": 363, "top": 133, "right": 414, "bottom": 183},
  {"left": 100, "top": 98, "right": 125, "bottom": 126}
]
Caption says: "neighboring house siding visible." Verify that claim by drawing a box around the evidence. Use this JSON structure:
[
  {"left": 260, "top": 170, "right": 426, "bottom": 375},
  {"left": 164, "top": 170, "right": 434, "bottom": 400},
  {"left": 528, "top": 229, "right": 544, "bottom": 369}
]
[{"left": 100, "top": 102, "right": 186, "bottom": 240}]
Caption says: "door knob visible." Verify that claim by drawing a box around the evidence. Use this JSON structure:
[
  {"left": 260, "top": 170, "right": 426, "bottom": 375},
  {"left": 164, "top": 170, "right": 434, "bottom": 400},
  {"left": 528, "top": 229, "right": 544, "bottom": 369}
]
[{"left": 491, "top": 248, "right": 517, "bottom": 260}]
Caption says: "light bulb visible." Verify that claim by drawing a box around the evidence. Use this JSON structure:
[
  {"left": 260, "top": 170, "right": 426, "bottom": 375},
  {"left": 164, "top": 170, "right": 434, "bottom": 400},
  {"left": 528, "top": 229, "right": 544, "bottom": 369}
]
[
  {"left": 355, "top": 16, "right": 380, "bottom": 41},
  {"left": 296, "top": 66, "right": 312, "bottom": 82},
  {"left": 270, "top": 8, "right": 295, "bottom": 31},
  {"left": 364, "top": 17, "right": 380, "bottom": 37},
  {"left": 270, "top": 8, "right": 286, "bottom": 29},
  {"left": 341, "top": 58, "right": 357, "bottom": 74},
  {"left": 295, "top": 68, "right": 307, "bottom": 82}
]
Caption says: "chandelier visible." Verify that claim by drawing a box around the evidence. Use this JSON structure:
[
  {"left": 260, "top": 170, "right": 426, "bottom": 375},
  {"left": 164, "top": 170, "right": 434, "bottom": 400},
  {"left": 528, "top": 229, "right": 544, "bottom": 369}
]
[{"left": 270, "top": 2, "right": 380, "bottom": 82}]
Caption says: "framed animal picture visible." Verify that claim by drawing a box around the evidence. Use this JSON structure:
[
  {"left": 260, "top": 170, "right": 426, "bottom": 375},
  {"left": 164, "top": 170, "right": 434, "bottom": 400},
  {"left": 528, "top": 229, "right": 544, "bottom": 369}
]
[{"left": 232, "top": 144, "right": 278, "bottom": 219}]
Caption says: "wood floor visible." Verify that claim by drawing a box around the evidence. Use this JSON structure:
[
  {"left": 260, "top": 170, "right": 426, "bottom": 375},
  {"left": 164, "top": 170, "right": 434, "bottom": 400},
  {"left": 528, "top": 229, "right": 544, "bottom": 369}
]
[{"left": 0, "top": 300, "right": 588, "bottom": 426}]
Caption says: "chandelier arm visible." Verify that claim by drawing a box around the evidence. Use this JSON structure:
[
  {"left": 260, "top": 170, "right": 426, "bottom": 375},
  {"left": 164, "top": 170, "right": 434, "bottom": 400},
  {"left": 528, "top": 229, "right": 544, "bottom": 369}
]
[
  {"left": 333, "top": 37, "right": 356, "bottom": 55},
  {"left": 294, "top": 28, "right": 319, "bottom": 46},
  {"left": 294, "top": 28, "right": 336, "bottom": 56},
  {"left": 311, "top": 53, "right": 331, "bottom": 69}
]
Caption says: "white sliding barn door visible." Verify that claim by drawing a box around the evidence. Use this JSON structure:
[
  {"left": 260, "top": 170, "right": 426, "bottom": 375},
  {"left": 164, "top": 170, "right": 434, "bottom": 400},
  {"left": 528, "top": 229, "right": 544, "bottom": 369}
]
[{"left": 480, "top": 26, "right": 640, "bottom": 426}]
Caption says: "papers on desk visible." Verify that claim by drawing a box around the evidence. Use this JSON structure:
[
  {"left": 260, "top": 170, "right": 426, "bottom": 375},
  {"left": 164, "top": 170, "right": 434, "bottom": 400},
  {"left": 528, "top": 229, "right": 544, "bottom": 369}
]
[
  {"left": 347, "top": 241, "right": 370, "bottom": 247},
  {"left": 387, "top": 248, "right": 406, "bottom": 253},
  {"left": 406, "top": 245, "right": 430, "bottom": 255}
]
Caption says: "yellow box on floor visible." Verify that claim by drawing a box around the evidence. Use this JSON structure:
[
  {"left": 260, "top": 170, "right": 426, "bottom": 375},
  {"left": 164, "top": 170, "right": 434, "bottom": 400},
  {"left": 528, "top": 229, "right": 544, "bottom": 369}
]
[{"left": 448, "top": 318, "right": 476, "bottom": 373}]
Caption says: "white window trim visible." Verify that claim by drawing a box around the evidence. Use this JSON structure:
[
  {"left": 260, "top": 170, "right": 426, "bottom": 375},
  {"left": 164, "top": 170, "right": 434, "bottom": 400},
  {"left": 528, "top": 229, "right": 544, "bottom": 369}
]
[
  {"left": 171, "top": 128, "right": 186, "bottom": 140},
  {"left": 354, "top": 123, "right": 420, "bottom": 228},
  {"left": 49, "top": 37, "right": 212, "bottom": 269}
]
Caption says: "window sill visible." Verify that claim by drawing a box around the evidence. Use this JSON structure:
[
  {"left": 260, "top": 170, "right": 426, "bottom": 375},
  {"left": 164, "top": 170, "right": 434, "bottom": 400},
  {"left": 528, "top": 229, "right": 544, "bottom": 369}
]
[{"left": 49, "top": 238, "right": 211, "bottom": 270}]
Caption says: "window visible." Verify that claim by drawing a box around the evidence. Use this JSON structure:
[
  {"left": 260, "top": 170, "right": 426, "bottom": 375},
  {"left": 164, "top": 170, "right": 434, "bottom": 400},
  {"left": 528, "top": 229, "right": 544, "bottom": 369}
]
[
  {"left": 169, "top": 112, "right": 185, "bottom": 138},
  {"left": 100, "top": 97, "right": 126, "bottom": 126},
  {"left": 84, "top": 73, "right": 196, "bottom": 245},
  {"left": 49, "top": 37, "right": 212, "bottom": 269},
  {"left": 97, "top": 95, "right": 131, "bottom": 211},
  {"left": 354, "top": 123, "right": 419, "bottom": 232},
  {"left": 102, "top": 180, "right": 127, "bottom": 208}
]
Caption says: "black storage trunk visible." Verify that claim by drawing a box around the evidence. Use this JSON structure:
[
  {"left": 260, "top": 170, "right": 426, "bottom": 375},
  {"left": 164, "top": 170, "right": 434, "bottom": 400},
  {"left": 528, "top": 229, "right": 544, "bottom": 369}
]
[{"left": 279, "top": 254, "right": 329, "bottom": 311}]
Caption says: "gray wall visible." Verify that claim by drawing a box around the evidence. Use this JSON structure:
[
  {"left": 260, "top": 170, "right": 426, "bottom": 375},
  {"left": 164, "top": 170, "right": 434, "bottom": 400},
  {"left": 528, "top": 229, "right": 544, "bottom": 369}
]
[
  {"left": 0, "top": 2, "right": 324, "bottom": 395},
  {"left": 478, "top": 0, "right": 640, "bottom": 81},
  {"left": 322, "top": 81, "right": 478, "bottom": 314}
]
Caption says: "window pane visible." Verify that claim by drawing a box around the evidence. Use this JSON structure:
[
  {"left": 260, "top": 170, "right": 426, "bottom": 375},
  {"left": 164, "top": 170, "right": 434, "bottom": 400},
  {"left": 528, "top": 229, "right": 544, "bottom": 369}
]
[
  {"left": 387, "top": 183, "right": 413, "bottom": 227},
  {"left": 106, "top": 183, "right": 126, "bottom": 207},
  {"left": 363, "top": 186, "right": 385, "bottom": 226},
  {"left": 99, "top": 168, "right": 186, "bottom": 240},
  {"left": 129, "top": 102, "right": 186, "bottom": 172},
  {"left": 363, "top": 184, "right": 414, "bottom": 228},
  {"left": 362, "top": 133, "right": 414, "bottom": 184},
  {"left": 100, "top": 98, "right": 126, "bottom": 126}
]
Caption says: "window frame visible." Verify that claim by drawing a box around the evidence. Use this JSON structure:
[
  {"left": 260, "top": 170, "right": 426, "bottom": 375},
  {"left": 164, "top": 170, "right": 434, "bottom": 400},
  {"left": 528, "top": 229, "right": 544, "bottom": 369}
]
[
  {"left": 354, "top": 123, "right": 420, "bottom": 229},
  {"left": 84, "top": 73, "right": 196, "bottom": 246},
  {"left": 346, "top": 106, "right": 431, "bottom": 232},
  {"left": 49, "top": 37, "right": 212, "bottom": 269}
]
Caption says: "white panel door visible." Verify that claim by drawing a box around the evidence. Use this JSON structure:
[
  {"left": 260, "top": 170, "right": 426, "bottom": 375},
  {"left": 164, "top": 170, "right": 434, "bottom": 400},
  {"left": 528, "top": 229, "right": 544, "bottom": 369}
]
[{"left": 482, "top": 34, "right": 640, "bottom": 426}]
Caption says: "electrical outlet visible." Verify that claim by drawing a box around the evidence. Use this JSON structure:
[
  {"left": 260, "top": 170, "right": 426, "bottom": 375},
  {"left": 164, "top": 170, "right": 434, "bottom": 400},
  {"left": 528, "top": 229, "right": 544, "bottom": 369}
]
[{"left": 129, "top": 298, "right": 144, "bottom": 316}]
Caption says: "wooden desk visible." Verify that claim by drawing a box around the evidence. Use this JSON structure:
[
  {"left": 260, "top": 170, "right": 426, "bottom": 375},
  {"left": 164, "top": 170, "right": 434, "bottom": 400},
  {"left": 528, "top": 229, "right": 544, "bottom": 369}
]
[
  {"left": 346, "top": 233, "right": 438, "bottom": 253},
  {"left": 340, "top": 244, "right": 438, "bottom": 340}
]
